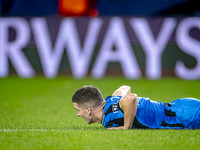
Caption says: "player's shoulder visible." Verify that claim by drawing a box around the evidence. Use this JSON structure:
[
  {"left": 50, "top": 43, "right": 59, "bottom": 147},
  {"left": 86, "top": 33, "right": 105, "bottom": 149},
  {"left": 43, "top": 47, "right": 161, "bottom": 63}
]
[
  {"left": 103, "top": 96, "right": 124, "bottom": 117},
  {"left": 105, "top": 95, "right": 123, "bottom": 102},
  {"left": 104, "top": 96, "right": 123, "bottom": 109}
]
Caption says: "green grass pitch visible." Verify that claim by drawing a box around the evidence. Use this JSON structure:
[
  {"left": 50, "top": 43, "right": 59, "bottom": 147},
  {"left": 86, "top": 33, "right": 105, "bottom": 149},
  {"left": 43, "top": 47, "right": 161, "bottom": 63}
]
[{"left": 0, "top": 77, "right": 200, "bottom": 150}]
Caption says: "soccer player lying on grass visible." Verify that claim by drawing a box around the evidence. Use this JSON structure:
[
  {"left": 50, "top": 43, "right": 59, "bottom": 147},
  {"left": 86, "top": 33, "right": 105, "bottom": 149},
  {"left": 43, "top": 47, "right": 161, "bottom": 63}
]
[{"left": 72, "top": 85, "right": 200, "bottom": 130}]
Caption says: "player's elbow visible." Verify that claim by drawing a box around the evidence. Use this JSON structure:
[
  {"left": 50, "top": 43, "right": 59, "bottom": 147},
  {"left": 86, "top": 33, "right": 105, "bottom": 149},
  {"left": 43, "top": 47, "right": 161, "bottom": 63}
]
[
  {"left": 112, "top": 85, "right": 131, "bottom": 96},
  {"left": 119, "top": 85, "right": 131, "bottom": 92},
  {"left": 126, "top": 93, "right": 137, "bottom": 104}
]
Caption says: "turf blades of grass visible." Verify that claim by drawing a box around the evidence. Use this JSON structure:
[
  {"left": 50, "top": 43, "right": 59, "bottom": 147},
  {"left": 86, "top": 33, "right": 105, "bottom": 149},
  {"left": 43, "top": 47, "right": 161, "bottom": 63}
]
[{"left": 0, "top": 77, "right": 200, "bottom": 150}]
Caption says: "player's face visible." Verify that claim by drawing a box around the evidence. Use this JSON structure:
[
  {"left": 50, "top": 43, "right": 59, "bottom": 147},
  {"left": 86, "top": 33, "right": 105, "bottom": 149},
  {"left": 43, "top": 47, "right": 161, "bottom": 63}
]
[{"left": 73, "top": 103, "right": 92, "bottom": 124}]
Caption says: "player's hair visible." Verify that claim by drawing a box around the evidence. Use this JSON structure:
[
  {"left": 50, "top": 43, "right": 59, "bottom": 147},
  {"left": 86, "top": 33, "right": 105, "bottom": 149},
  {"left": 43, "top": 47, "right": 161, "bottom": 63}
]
[{"left": 72, "top": 85, "right": 104, "bottom": 108}]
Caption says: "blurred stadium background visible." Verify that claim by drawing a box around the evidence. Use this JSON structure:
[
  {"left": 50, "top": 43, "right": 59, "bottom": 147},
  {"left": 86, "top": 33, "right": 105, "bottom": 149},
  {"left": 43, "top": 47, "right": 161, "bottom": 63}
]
[
  {"left": 0, "top": 0, "right": 200, "bottom": 80},
  {"left": 0, "top": 0, "right": 200, "bottom": 16}
]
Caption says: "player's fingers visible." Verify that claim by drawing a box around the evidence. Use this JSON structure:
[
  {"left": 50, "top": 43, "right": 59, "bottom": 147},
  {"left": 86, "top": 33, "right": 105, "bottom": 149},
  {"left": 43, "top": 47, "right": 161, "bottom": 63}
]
[{"left": 108, "top": 127, "right": 115, "bottom": 130}]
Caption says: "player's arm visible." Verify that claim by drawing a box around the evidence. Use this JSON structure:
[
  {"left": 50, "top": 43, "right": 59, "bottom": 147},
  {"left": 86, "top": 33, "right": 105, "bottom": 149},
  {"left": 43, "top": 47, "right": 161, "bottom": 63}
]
[
  {"left": 108, "top": 93, "right": 138, "bottom": 130},
  {"left": 112, "top": 85, "right": 131, "bottom": 96}
]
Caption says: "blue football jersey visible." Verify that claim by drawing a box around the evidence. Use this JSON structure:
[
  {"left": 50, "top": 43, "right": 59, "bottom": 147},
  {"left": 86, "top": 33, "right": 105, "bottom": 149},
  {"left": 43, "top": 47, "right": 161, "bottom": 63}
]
[
  {"left": 102, "top": 96, "right": 124, "bottom": 128},
  {"left": 102, "top": 96, "right": 200, "bottom": 129}
]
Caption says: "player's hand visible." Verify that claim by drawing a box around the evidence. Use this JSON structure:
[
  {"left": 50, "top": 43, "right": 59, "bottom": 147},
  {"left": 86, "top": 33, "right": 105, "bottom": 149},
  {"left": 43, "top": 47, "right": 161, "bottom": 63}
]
[{"left": 108, "top": 126, "right": 126, "bottom": 130}]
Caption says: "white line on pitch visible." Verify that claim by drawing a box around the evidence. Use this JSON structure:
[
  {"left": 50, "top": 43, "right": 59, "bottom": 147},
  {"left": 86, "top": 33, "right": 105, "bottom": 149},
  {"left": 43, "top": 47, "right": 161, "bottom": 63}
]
[
  {"left": 0, "top": 129, "right": 68, "bottom": 132},
  {"left": 0, "top": 128, "right": 99, "bottom": 131}
]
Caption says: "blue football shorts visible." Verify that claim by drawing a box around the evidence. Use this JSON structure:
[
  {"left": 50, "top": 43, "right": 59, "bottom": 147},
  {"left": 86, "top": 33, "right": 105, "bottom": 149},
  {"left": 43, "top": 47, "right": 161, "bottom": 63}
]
[{"left": 171, "top": 98, "right": 200, "bottom": 129}]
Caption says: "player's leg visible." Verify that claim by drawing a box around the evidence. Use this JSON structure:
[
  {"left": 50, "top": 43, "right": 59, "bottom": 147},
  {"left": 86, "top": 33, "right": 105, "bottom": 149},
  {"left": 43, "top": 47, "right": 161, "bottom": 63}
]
[
  {"left": 171, "top": 98, "right": 200, "bottom": 129},
  {"left": 192, "top": 109, "right": 200, "bottom": 129}
]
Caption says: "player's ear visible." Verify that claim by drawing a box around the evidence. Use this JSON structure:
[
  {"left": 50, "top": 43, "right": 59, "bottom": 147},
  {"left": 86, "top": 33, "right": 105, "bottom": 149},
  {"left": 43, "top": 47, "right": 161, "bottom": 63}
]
[{"left": 86, "top": 107, "right": 91, "bottom": 115}]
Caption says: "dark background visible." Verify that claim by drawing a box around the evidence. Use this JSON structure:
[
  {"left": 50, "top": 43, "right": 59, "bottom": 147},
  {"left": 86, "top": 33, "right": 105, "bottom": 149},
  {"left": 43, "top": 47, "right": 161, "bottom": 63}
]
[{"left": 0, "top": 0, "right": 200, "bottom": 17}]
